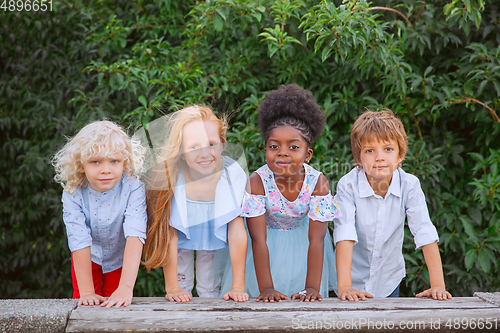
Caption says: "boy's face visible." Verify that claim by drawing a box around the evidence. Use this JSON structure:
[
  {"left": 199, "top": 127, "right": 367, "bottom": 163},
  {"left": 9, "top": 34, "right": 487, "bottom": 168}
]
[
  {"left": 359, "top": 138, "right": 403, "bottom": 189},
  {"left": 80, "top": 154, "right": 125, "bottom": 192}
]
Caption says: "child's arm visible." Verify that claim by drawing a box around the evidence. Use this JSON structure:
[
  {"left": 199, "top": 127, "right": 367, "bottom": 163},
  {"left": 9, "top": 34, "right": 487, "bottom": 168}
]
[
  {"left": 163, "top": 228, "right": 192, "bottom": 302},
  {"left": 333, "top": 174, "right": 373, "bottom": 301},
  {"left": 72, "top": 247, "right": 107, "bottom": 306},
  {"left": 247, "top": 174, "right": 290, "bottom": 302},
  {"left": 223, "top": 216, "right": 249, "bottom": 302},
  {"left": 290, "top": 174, "right": 327, "bottom": 302},
  {"left": 63, "top": 191, "right": 105, "bottom": 306},
  {"left": 101, "top": 237, "right": 143, "bottom": 308},
  {"left": 405, "top": 177, "right": 451, "bottom": 300},
  {"left": 291, "top": 218, "right": 328, "bottom": 302},
  {"left": 336, "top": 240, "right": 374, "bottom": 301},
  {"left": 415, "top": 241, "right": 452, "bottom": 300}
]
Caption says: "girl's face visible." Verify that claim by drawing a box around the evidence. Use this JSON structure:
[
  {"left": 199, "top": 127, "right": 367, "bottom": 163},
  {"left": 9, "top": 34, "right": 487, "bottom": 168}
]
[
  {"left": 181, "top": 120, "right": 223, "bottom": 177},
  {"left": 80, "top": 154, "right": 125, "bottom": 192},
  {"left": 265, "top": 125, "right": 312, "bottom": 178}
]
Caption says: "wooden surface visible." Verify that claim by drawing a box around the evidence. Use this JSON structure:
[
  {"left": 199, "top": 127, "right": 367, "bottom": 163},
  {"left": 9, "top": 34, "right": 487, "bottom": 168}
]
[{"left": 66, "top": 297, "right": 500, "bottom": 332}]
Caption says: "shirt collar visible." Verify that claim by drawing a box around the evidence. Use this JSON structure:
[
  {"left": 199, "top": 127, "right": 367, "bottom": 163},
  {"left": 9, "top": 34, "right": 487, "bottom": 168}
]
[
  {"left": 386, "top": 168, "right": 402, "bottom": 198},
  {"left": 357, "top": 168, "right": 401, "bottom": 198},
  {"left": 357, "top": 170, "right": 375, "bottom": 198}
]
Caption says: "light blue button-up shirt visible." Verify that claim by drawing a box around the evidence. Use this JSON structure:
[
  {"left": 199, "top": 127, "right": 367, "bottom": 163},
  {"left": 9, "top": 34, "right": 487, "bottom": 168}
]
[
  {"left": 333, "top": 167, "right": 439, "bottom": 297},
  {"left": 62, "top": 174, "right": 147, "bottom": 273}
]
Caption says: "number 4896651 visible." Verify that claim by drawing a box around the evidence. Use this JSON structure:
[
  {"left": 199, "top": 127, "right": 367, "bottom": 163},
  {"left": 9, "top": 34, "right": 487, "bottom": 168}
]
[{"left": 1, "top": 0, "right": 53, "bottom": 11}]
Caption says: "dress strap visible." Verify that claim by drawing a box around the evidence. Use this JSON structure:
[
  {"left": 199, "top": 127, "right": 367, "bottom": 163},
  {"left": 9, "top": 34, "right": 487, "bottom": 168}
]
[
  {"left": 254, "top": 164, "right": 273, "bottom": 196},
  {"left": 302, "top": 163, "right": 321, "bottom": 196}
]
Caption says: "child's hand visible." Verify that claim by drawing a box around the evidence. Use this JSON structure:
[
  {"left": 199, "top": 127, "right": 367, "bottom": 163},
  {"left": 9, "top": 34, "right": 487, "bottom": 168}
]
[
  {"left": 78, "top": 292, "right": 107, "bottom": 306},
  {"left": 165, "top": 288, "right": 192, "bottom": 302},
  {"left": 101, "top": 286, "right": 133, "bottom": 308},
  {"left": 256, "top": 288, "right": 290, "bottom": 302},
  {"left": 337, "top": 287, "right": 374, "bottom": 302},
  {"left": 291, "top": 287, "right": 322, "bottom": 302},
  {"left": 223, "top": 289, "right": 249, "bottom": 302},
  {"left": 416, "top": 286, "right": 452, "bottom": 300}
]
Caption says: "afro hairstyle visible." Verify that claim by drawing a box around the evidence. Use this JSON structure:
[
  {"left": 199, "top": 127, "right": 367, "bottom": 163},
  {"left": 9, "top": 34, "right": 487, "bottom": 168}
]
[{"left": 258, "top": 83, "right": 325, "bottom": 146}]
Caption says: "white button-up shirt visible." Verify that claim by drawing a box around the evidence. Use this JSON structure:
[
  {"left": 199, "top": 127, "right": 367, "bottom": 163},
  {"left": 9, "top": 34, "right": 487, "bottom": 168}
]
[
  {"left": 333, "top": 167, "right": 439, "bottom": 297},
  {"left": 62, "top": 175, "right": 147, "bottom": 273}
]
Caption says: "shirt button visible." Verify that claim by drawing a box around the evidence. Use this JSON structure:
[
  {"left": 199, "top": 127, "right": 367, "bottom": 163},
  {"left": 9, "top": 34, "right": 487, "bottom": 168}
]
[
  {"left": 379, "top": 203, "right": 384, "bottom": 207},
  {"left": 103, "top": 246, "right": 108, "bottom": 250},
  {"left": 366, "top": 282, "right": 370, "bottom": 286},
  {"left": 375, "top": 247, "right": 380, "bottom": 251},
  {"left": 371, "top": 267, "right": 376, "bottom": 270},
  {"left": 100, "top": 204, "right": 104, "bottom": 208},
  {"left": 100, "top": 230, "right": 105, "bottom": 234},
  {"left": 378, "top": 225, "right": 382, "bottom": 229}
]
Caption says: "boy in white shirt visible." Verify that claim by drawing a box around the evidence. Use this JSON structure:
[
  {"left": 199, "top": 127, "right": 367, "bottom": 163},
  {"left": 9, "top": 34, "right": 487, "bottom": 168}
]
[{"left": 334, "top": 109, "right": 452, "bottom": 301}]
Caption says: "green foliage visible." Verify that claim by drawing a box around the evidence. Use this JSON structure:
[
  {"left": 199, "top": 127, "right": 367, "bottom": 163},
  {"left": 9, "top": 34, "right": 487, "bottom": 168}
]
[{"left": 2, "top": 0, "right": 500, "bottom": 298}]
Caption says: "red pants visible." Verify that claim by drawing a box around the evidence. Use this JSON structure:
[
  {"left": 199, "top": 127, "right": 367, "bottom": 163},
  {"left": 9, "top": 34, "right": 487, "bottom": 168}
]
[{"left": 71, "top": 254, "right": 122, "bottom": 298}]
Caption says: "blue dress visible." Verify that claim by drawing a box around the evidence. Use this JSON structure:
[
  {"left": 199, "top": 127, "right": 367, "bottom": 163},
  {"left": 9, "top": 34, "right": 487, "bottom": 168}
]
[
  {"left": 170, "top": 156, "right": 247, "bottom": 250},
  {"left": 220, "top": 163, "right": 339, "bottom": 297}
]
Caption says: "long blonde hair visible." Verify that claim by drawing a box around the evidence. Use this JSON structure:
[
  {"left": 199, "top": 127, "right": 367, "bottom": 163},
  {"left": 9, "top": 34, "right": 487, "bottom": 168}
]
[
  {"left": 52, "top": 121, "right": 145, "bottom": 194},
  {"left": 142, "top": 105, "right": 227, "bottom": 271}
]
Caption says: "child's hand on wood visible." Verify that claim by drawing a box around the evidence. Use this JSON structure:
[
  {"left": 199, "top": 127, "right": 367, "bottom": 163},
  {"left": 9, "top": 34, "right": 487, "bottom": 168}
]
[
  {"left": 337, "top": 287, "right": 374, "bottom": 302},
  {"left": 223, "top": 288, "right": 249, "bottom": 302},
  {"left": 416, "top": 286, "right": 452, "bottom": 300},
  {"left": 291, "top": 287, "right": 322, "bottom": 302},
  {"left": 78, "top": 292, "right": 107, "bottom": 306},
  {"left": 101, "top": 286, "right": 133, "bottom": 308},
  {"left": 165, "top": 288, "right": 192, "bottom": 302},
  {"left": 256, "top": 288, "right": 290, "bottom": 302}
]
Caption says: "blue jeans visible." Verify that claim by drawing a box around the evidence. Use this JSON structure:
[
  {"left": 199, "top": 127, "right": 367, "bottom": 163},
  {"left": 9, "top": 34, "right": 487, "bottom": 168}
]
[{"left": 388, "top": 283, "right": 400, "bottom": 297}]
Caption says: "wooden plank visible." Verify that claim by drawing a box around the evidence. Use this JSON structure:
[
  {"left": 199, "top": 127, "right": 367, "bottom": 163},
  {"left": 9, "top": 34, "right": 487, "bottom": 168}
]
[
  {"left": 66, "top": 297, "right": 500, "bottom": 333},
  {"left": 70, "top": 297, "right": 497, "bottom": 313}
]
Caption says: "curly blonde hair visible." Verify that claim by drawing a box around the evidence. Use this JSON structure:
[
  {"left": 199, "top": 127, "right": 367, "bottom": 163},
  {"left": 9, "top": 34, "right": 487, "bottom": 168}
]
[{"left": 52, "top": 120, "right": 145, "bottom": 194}]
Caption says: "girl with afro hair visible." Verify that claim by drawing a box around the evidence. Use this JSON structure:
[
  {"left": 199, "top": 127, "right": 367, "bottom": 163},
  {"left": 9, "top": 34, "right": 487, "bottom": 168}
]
[{"left": 221, "top": 84, "right": 339, "bottom": 301}]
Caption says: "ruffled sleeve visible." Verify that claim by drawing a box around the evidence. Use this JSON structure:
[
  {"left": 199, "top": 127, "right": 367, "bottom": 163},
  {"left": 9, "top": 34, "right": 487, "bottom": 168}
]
[
  {"left": 308, "top": 193, "right": 340, "bottom": 222},
  {"left": 241, "top": 191, "right": 266, "bottom": 217}
]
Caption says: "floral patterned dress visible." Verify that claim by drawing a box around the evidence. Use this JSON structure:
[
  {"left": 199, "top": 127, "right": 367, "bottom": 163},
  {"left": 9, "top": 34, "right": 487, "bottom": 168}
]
[{"left": 220, "top": 163, "right": 340, "bottom": 298}]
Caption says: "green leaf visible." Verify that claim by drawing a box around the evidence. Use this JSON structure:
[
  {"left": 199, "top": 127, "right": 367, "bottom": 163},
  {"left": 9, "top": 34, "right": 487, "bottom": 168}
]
[
  {"left": 424, "top": 66, "right": 433, "bottom": 77},
  {"left": 467, "top": 207, "right": 482, "bottom": 225},
  {"left": 252, "top": 12, "right": 262, "bottom": 22},
  {"left": 464, "top": 249, "right": 477, "bottom": 270},
  {"left": 213, "top": 13, "right": 224, "bottom": 32},
  {"left": 477, "top": 250, "right": 491, "bottom": 274},
  {"left": 460, "top": 216, "right": 478, "bottom": 240},
  {"left": 138, "top": 95, "right": 147, "bottom": 108}
]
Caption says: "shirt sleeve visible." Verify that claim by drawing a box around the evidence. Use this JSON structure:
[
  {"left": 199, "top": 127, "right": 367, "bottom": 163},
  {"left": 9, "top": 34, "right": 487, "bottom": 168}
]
[
  {"left": 332, "top": 179, "right": 358, "bottom": 245},
  {"left": 123, "top": 180, "right": 148, "bottom": 244},
  {"left": 62, "top": 190, "right": 92, "bottom": 252},
  {"left": 308, "top": 193, "right": 340, "bottom": 222},
  {"left": 406, "top": 178, "right": 439, "bottom": 249},
  {"left": 241, "top": 191, "right": 265, "bottom": 217}
]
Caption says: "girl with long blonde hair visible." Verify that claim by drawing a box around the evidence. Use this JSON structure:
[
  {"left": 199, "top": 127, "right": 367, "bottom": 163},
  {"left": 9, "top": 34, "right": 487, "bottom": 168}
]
[{"left": 141, "top": 105, "right": 248, "bottom": 302}]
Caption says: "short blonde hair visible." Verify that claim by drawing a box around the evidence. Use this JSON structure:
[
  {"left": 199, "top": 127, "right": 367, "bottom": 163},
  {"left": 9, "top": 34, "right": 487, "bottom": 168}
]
[
  {"left": 351, "top": 109, "right": 408, "bottom": 166},
  {"left": 52, "top": 120, "right": 145, "bottom": 194}
]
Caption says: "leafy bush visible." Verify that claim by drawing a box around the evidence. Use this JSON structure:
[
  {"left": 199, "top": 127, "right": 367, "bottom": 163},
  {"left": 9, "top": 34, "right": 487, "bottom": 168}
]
[{"left": 1, "top": 0, "right": 499, "bottom": 298}]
